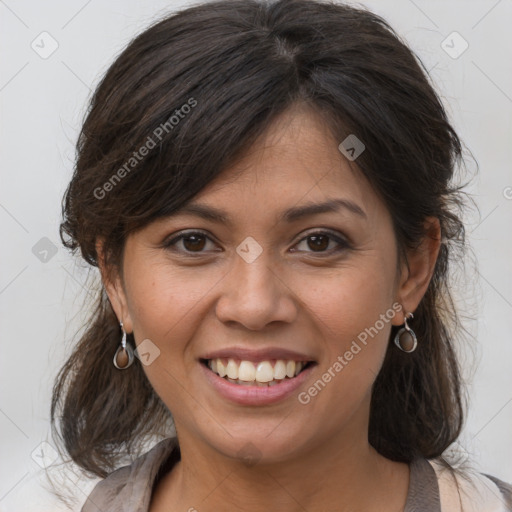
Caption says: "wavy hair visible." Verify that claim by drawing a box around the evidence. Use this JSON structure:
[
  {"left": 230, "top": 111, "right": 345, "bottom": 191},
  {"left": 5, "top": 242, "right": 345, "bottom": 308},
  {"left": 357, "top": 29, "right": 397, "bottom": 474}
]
[{"left": 51, "top": 0, "right": 472, "bottom": 480}]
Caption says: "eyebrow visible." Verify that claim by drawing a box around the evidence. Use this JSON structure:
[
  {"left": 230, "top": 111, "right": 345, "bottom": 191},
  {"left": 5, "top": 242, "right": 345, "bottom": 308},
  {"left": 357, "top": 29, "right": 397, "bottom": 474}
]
[{"left": 175, "top": 198, "right": 367, "bottom": 225}]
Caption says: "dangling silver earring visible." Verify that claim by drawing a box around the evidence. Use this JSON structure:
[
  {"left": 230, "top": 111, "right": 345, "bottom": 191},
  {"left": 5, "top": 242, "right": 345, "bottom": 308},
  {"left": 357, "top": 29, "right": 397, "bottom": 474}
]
[
  {"left": 394, "top": 312, "right": 417, "bottom": 353},
  {"left": 113, "top": 321, "right": 134, "bottom": 369}
]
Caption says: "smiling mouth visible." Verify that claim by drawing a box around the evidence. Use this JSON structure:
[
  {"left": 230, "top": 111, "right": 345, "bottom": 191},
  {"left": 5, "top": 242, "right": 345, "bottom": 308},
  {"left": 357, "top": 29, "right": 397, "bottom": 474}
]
[{"left": 200, "top": 358, "right": 316, "bottom": 387}]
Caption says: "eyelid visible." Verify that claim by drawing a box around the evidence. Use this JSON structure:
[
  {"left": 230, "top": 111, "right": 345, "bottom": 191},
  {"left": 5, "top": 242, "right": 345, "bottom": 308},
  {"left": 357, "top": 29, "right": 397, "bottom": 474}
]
[
  {"left": 294, "top": 228, "right": 350, "bottom": 244},
  {"left": 162, "top": 228, "right": 351, "bottom": 254},
  {"left": 290, "top": 229, "right": 351, "bottom": 253},
  {"left": 165, "top": 228, "right": 211, "bottom": 241},
  {"left": 163, "top": 229, "right": 221, "bottom": 251}
]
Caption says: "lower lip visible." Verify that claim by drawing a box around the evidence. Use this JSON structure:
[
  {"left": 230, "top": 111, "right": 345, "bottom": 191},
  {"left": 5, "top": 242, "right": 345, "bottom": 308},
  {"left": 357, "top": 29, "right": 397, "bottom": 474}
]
[{"left": 199, "top": 362, "right": 316, "bottom": 406}]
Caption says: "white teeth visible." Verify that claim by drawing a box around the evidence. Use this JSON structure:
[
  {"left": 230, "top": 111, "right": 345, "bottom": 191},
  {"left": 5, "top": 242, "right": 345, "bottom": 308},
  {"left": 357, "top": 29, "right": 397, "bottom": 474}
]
[
  {"left": 238, "top": 361, "right": 256, "bottom": 381},
  {"left": 255, "top": 361, "right": 274, "bottom": 382},
  {"left": 217, "top": 359, "right": 227, "bottom": 377},
  {"left": 273, "top": 360, "right": 287, "bottom": 380},
  {"left": 226, "top": 358, "right": 238, "bottom": 379},
  {"left": 206, "top": 357, "right": 310, "bottom": 384}
]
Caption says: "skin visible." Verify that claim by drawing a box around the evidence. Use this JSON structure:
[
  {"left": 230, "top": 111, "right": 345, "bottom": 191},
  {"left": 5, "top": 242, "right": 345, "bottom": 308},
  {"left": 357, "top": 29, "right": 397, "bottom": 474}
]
[{"left": 99, "top": 104, "right": 441, "bottom": 512}]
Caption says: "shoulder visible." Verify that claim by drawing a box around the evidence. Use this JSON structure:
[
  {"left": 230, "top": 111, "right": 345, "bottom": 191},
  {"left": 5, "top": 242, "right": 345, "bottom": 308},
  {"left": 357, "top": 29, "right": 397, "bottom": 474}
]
[
  {"left": 427, "top": 459, "right": 512, "bottom": 512},
  {"left": 81, "top": 437, "right": 179, "bottom": 512}
]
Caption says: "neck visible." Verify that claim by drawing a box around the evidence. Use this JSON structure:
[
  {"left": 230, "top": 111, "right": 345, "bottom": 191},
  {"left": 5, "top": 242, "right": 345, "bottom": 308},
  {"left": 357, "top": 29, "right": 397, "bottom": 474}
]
[{"left": 152, "top": 421, "right": 410, "bottom": 512}]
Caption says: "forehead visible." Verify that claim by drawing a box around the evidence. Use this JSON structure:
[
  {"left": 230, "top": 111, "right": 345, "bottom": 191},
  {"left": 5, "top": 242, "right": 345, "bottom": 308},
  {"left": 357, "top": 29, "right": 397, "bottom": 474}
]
[{"left": 190, "top": 107, "right": 385, "bottom": 223}]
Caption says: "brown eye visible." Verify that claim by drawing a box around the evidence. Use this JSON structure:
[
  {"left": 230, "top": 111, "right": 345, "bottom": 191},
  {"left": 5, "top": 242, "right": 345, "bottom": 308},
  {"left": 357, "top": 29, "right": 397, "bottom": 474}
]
[
  {"left": 164, "top": 231, "right": 218, "bottom": 254},
  {"left": 307, "top": 234, "right": 330, "bottom": 251},
  {"left": 182, "top": 234, "right": 206, "bottom": 251},
  {"left": 292, "top": 231, "right": 350, "bottom": 254}
]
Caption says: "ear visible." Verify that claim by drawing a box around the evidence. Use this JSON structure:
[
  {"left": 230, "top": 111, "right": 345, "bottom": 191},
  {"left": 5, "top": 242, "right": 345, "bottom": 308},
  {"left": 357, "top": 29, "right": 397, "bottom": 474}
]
[
  {"left": 96, "top": 237, "right": 134, "bottom": 333},
  {"left": 392, "top": 216, "right": 441, "bottom": 325}
]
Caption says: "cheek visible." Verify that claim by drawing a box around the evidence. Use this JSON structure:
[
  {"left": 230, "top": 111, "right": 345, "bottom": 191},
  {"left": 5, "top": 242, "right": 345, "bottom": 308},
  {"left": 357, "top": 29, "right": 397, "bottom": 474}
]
[
  {"left": 123, "top": 259, "right": 223, "bottom": 352},
  {"left": 290, "top": 266, "right": 396, "bottom": 423},
  {"left": 304, "top": 260, "right": 392, "bottom": 315},
  {"left": 294, "top": 259, "right": 395, "bottom": 367},
  {"left": 122, "top": 259, "right": 226, "bottom": 411}
]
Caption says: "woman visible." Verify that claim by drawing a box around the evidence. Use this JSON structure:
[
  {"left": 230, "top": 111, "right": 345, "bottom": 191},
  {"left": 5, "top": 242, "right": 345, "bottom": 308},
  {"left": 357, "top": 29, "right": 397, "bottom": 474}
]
[{"left": 51, "top": 0, "right": 512, "bottom": 510}]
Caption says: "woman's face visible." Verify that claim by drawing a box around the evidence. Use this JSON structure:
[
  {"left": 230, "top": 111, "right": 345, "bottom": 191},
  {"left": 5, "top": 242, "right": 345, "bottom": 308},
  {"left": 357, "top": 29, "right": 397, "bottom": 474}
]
[{"left": 105, "top": 106, "right": 436, "bottom": 465}]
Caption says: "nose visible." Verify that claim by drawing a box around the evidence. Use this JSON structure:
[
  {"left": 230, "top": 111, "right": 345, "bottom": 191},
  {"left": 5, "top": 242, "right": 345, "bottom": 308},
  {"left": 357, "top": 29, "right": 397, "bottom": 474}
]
[{"left": 215, "top": 253, "right": 298, "bottom": 331}]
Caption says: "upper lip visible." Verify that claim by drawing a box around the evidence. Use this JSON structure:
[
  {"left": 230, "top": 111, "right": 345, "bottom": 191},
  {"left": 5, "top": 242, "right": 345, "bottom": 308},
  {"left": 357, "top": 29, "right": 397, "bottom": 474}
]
[{"left": 200, "top": 346, "right": 316, "bottom": 363}]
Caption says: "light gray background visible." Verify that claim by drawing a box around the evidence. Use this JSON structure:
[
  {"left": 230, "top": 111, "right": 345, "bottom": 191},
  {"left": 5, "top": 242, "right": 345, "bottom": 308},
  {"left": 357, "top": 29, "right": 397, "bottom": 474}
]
[{"left": 1, "top": 0, "right": 511, "bottom": 510}]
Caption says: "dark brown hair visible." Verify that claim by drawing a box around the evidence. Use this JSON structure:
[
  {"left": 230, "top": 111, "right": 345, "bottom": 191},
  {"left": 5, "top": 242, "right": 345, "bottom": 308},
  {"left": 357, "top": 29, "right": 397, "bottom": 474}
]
[{"left": 52, "top": 0, "right": 472, "bottom": 480}]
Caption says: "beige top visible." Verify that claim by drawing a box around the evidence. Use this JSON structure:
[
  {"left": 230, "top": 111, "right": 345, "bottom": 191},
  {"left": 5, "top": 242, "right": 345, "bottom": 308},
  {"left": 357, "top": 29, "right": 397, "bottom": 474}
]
[{"left": 81, "top": 437, "right": 512, "bottom": 512}]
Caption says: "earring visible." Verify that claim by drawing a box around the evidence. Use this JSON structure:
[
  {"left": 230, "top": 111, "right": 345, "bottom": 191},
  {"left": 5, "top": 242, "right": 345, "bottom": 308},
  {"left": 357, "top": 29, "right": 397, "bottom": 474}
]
[
  {"left": 113, "top": 321, "right": 135, "bottom": 369},
  {"left": 394, "top": 312, "right": 418, "bottom": 353}
]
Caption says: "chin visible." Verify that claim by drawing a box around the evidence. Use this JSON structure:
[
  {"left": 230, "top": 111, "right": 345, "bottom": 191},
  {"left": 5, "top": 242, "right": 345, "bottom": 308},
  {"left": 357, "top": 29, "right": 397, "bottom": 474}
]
[{"left": 204, "top": 424, "right": 311, "bottom": 467}]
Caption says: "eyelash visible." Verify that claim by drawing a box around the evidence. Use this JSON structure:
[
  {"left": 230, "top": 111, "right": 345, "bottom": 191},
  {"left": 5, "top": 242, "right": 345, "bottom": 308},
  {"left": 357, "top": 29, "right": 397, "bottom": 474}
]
[{"left": 162, "top": 229, "right": 351, "bottom": 256}]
